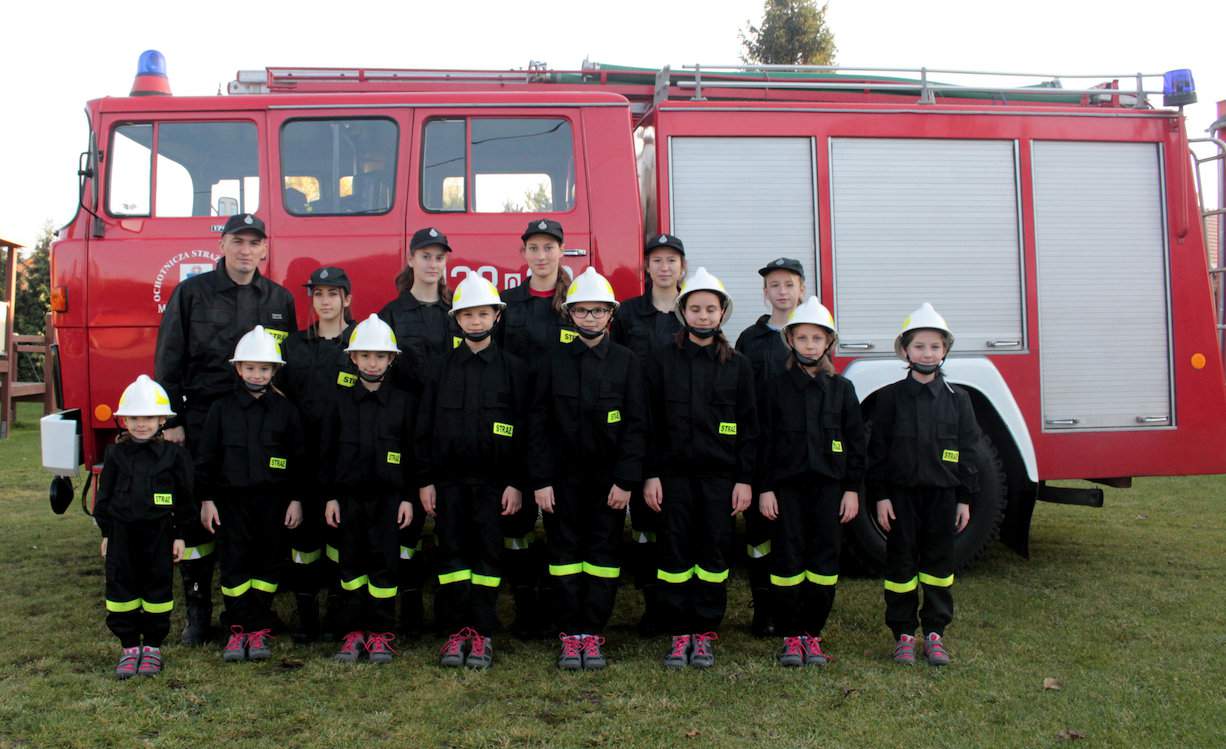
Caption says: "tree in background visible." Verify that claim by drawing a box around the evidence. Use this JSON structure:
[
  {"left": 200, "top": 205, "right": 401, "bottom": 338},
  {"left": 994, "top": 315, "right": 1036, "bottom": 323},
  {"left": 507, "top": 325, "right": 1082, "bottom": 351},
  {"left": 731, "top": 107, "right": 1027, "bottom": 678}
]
[
  {"left": 14, "top": 223, "right": 52, "bottom": 381},
  {"left": 740, "top": 0, "right": 837, "bottom": 67}
]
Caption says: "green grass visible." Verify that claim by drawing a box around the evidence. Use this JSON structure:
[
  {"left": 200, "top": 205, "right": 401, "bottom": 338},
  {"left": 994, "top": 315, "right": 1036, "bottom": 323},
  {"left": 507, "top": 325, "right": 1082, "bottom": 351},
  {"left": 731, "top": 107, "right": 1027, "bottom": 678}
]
[{"left": 1, "top": 401, "right": 1224, "bottom": 748}]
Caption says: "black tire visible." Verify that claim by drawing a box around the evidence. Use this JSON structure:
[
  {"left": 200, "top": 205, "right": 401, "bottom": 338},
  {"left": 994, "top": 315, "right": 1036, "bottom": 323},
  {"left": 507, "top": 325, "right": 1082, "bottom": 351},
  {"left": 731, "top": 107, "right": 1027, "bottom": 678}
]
[{"left": 845, "top": 431, "right": 1009, "bottom": 575}]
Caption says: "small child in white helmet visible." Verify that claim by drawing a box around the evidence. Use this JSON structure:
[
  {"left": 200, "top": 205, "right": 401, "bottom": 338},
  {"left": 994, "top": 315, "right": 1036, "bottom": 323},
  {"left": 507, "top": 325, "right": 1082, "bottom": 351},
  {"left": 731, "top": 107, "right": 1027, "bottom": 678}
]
[
  {"left": 95, "top": 374, "right": 194, "bottom": 679},
  {"left": 196, "top": 326, "right": 306, "bottom": 663},
  {"left": 867, "top": 303, "right": 982, "bottom": 666}
]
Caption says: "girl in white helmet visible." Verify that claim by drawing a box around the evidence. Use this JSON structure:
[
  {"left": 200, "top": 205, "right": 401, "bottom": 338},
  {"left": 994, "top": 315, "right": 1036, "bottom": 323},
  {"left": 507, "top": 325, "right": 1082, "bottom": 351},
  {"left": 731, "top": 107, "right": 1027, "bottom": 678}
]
[
  {"left": 756, "top": 298, "right": 866, "bottom": 667},
  {"left": 195, "top": 326, "right": 306, "bottom": 664},
  {"left": 527, "top": 267, "right": 648, "bottom": 670},
  {"left": 96, "top": 374, "right": 194, "bottom": 679},
  {"left": 643, "top": 267, "right": 759, "bottom": 670},
  {"left": 867, "top": 303, "right": 982, "bottom": 666}
]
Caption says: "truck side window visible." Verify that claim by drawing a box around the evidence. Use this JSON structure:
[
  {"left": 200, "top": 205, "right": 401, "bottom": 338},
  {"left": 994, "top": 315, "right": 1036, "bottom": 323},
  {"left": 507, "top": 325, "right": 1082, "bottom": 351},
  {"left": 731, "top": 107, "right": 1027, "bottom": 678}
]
[
  {"left": 108, "top": 124, "right": 153, "bottom": 216},
  {"left": 421, "top": 117, "right": 576, "bottom": 214},
  {"left": 280, "top": 118, "right": 398, "bottom": 216}
]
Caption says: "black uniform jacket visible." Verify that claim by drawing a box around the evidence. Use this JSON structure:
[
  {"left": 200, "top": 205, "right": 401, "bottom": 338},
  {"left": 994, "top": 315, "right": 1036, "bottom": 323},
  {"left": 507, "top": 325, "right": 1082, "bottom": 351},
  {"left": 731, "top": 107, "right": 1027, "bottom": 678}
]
[
  {"left": 155, "top": 260, "right": 297, "bottom": 426},
  {"left": 318, "top": 380, "right": 416, "bottom": 501},
  {"left": 283, "top": 322, "right": 356, "bottom": 426},
  {"left": 527, "top": 335, "right": 647, "bottom": 492},
  {"left": 610, "top": 293, "right": 682, "bottom": 363},
  {"left": 415, "top": 342, "right": 532, "bottom": 491},
  {"left": 866, "top": 373, "right": 982, "bottom": 502},
  {"left": 496, "top": 282, "right": 571, "bottom": 361},
  {"left": 757, "top": 364, "right": 867, "bottom": 494},
  {"left": 378, "top": 290, "right": 453, "bottom": 392},
  {"left": 195, "top": 385, "right": 306, "bottom": 503},
  {"left": 95, "top": 438, "right": 195, "bottom": 538},
  {"left": 644, "top": 339, "right": 759, "bottom": 484},
  {"left": 735, "top": 315, "right": 791, "bottom": 387}
]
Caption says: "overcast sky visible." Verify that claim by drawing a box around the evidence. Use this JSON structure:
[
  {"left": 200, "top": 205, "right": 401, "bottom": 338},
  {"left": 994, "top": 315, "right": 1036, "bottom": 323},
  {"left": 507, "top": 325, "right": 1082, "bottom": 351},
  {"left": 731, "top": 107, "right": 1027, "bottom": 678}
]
[{"left": 2, "top": 0, "right": 1223, "bottom": 250}]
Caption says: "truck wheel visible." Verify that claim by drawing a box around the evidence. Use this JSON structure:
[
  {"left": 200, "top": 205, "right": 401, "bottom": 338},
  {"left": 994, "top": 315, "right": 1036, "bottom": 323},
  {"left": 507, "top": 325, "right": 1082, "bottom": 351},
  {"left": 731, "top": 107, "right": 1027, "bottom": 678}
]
[{"left": 845, "top": 432, "right": 1009, "bottom": 574}]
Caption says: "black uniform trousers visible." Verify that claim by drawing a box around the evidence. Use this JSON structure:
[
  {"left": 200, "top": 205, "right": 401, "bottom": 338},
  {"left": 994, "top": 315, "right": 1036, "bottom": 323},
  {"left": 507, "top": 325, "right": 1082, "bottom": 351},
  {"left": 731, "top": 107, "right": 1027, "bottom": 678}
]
[
  {"left": 434, "top": 482, "right": 504, "bottom": 633},
  {"left": 397, "top": 497, "right": 427, "bottom": 591},
  {"left": 218, "top": 497, "right": 288, "bottom": 631},
  {"left": 181, "top": 403, "right": 219, "bottom": 563},
  {"left": 334, "top": 494, "right": 401, "bottom": 633},
  {"left": 769, "top": 478, "right": 843, "bottom": 636},
  {"left": 883, "top": 486, "right": 957, "bottom": 638},
  {"left": 105, "top": 516, "right": 175, "bottom": 648},
  {"left": 543, "top": 475, "right": 626, "bottom": 633},
  {"left": 657, "top": 474, "right": 734, "bottom": 635},
  {"left": 287, "top": 499, "right": 324, "bottom": 594},
  {"left": 501, "top": 501, "right": 540, "bottom": 588},
  {"left": 628, "top": 491, "right": 659, "bottom": 583}
]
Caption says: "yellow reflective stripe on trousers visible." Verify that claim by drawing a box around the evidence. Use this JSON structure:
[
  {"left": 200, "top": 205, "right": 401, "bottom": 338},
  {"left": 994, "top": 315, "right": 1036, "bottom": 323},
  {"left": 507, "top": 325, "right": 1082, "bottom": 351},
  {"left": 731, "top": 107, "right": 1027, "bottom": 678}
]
[
  {"left": 182, "top": 541, "right": 215, "bottom": 560},
  {"left": 438, "top": 569, "right": 471, "bottom": 585},
  {"left": 471, "top": 573, "right": 501, "bottom": 588},
  {"left": 251, "top": 579, "right": 278, "bottom": 594},
  {"left": 292, "top": 548, "right": 321, "bottom": 565},
  {"left": 746, "top": 541, "right": 771, "bottom": 559},
  {"left": 340, "top": 575, "right": 369, "bottom": 591},
  {"left": 325, "top": 545, "right": 339, "bottom": 563},
  {"left": 400, "top": 541, "right": 423, "bottom": 560},
  {"left": 694, "top": 566, "right": 729, "bottom": 584},
  {"left": 583, "top": 562, "right": 619, "bottom": 579},
  {"left": 367, "top": 581, "right": 398, "bottom": 599},
  {"left": 806, "top": 571, "right": 838, "bottom": 586},
  {"left": 504, "top": 535, "right": 533, "bottom": 551},
  {"left": 657, "top": 567, "right": 694, "bottom": 584},
  {"left": 884, "top": 576, "right": 919, "bottom": 593},
  {"left": 919, "top": 572, "right": 955, "bottom": 588},
  {"left": 105, "top": 598, "right": 142, "bottom": 613},
  {"left": 549, "top": 562, "right": 583, "bottom": 576},
  {"left": 770, "top": 572, "right": 805, "bottom": 587},
  {"left": 142, "top": 599, "right": 173, "bottom": 614},
  {"left": 222, "top": 580, "right": 252, "bottom": 597}
]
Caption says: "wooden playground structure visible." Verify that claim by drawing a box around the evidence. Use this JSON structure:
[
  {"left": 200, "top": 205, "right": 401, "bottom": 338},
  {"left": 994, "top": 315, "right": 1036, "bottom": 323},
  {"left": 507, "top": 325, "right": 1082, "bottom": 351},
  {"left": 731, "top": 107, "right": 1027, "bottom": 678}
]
[{"left": 0, "top": 236, "right": 53, "bottom": 439}]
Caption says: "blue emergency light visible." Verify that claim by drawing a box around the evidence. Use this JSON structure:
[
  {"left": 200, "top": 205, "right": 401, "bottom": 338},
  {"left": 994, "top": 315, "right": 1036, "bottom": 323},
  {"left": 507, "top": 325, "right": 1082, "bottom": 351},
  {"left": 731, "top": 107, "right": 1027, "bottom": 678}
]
[
  {"left": 131, "top": 49, "right": 172, "bottom": 97},
  {"left": 1163, "top": 69, "right": 1196, "bottom": 107},
  {"left": 137, "top": 50, "right": 168, "bottom": 77}
]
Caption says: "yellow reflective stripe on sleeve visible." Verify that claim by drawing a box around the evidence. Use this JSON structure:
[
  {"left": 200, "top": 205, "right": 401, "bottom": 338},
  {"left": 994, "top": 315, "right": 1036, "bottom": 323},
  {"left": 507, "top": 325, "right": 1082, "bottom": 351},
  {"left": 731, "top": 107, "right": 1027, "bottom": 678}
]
[
  {"left": 251, "top": 579, "right": 278, "bottom": 594},
  {"left": 582, "top": 562, "right": 620, "bottom": 579},
  {"left": 884, "top": 576, "right": 919, "bottom": 593},
  {"left": 105, "top": 598, "right": 142, "bottom": 613},
  {"left": 492, "top": 422, "right": 514, "bottom": 437},
  {"left": 806, "top": 571, "right": 838, "bottom": 586},
  {"left": 918, "top": 572, "right": 955, "bottom": 588},
  {"left": 694, "top": 566, "right": 729, "bottom": 584},
  {"left": 222, "top": 580, "right": 253, "bottom": 597},
  {"left": 142, "top": 599, "right": 174, "bottom": 614},
  {"left": 292, "top": 548, "right": 322, "bottom": 565},
  {"left": 325, "top": 545, "right": 340, "bottom": 563},
  {"left": 367, "top": 581, "right": 398, "bottom": 599},
  {"left": 718, "top": 422, "right": 737, "bottom": 435},
  {"left": 438, "top": 569, "right": 471, "bottom": 585},
  {"left": 560, "top": 329, "right": 578, "bottom": 343},
  {"left": 182, "top": 541, "right": 215, "bottom": 560},
  {"left": 770, "top": 572, "right": 805, "bottom": 587},
  {"left": 337, "top": 371, "right": 357, "bottom": 387},
  {"left": 549, "top": 562, "right": 583, "bottom": 577},
  {"left": 471, "top": 573, "right": 501, "bottom": 588},
  {"left": 657, "top": 567, "right": 694, "bottom": 584},
  {"left": 607, "top": 410, "right": 621, "bottom": 424},
  {"left": 340, "top": 575, "right": 370, "bottom": 591},
  {"left": 941, "top": 449, "right": 959, "bottom": 463},
  {"left": 746, "top": 540, "right": 771, "bottom": 559},
  {"left": 504, "top": 535, "right": 533, "bottom": 551}
]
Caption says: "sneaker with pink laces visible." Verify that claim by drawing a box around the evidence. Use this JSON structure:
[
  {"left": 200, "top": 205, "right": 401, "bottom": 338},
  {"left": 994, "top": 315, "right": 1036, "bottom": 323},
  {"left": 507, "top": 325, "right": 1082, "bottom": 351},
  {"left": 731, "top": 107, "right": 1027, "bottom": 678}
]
[
  {"left": 222, "top": 626, "right": 247, "bottom": 662},
  {"left": 245, "top": 629, "right": 272, "bottom": 661},
  {"left": 581, "top": 635, "right": 607, "bottom": 670},
  {"left": 893, "top": 633, "right": 917, "bottom": 664},
  {"left": 439, "top": 628, "right": 473, "bottom": 668},
  {"left": 557, "top": 634, "right": 583, "bottom": 670},
  {"left": 465, "top": 631, "right": 493, "bottom": 670},
  {"left": 115, "top": 647, "right": 141, "bottom": 679},
  {"left": 802, "top": 635, "right": 830, "bottom": 666},
  {"left": 690, "top": 632, "right": 718, "bottom": 669},
  {"left": 923, "top": 632, "right": 950, "bottom": 666},
  {"left": 663, "top": 634, "right": 691, "bottom": 669},
  {"left": 334, "top": 631, "right": 365, "bottom": 663},
  {"left": 137, "top": 646, "right": 163, "bottom": 676},
  {"left": 365, "top": 632, "right": 397, "bottom": 664},
  {"left": 777, "top": 636, "right": 804, "bottom": 667}
]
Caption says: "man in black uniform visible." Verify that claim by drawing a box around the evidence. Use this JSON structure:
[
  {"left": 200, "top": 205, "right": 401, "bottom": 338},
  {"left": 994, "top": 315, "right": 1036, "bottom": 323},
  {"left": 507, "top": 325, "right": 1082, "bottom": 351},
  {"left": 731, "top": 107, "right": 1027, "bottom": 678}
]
[{"left": 155, "top": 213, "right": 298, "bottom": 645}]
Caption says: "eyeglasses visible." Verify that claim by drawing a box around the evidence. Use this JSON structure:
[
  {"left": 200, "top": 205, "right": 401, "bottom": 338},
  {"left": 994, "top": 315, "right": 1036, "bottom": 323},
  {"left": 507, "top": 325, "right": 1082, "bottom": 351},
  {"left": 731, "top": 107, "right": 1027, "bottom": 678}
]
[{"left": 571, "top": 307, "right": 613, "bottom": 320}]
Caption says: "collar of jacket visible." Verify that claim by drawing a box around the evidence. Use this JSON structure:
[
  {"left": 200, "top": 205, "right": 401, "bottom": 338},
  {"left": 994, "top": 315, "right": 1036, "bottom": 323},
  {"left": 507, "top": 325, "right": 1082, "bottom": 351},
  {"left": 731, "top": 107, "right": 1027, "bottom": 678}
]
[
  {"left": 235, "top": 383, "right": 274, "bottom": 408},
  {"left": 682, "top": 336, "right": 719, "bottom": 359},
  {"left": 786, "top": 359, "right": 827, "bottom": 390},
  {"left": 351, "top": 380, "right": 392, "bottom": 404},
  {"left": 459, "top": 341, "right": 498, "bottom": 364},
  {"left": 903, "top": 371, "right": 946, "bottom": 397},
  {"left": 568, "top": 333, "right": 610, "bottom": 359},
  {"left": 206, "top": 258, "right": 266, "bottom": 293},
  {"left": 395, "top": 288, "right": 449, "bottom": 311}
]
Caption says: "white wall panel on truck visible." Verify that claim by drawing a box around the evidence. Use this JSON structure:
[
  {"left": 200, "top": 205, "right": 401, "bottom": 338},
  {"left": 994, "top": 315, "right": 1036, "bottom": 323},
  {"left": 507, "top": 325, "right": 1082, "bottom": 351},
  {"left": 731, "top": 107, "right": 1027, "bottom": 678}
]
[
  {"left": 669, "top": 137, "right": 817, "bottom": 339},
  {"left": 1031, "top": 140, "right": 1172, "bottom": 431},
  {"left": 829, "top": 138, "right": 1024, "bottom": 356}
]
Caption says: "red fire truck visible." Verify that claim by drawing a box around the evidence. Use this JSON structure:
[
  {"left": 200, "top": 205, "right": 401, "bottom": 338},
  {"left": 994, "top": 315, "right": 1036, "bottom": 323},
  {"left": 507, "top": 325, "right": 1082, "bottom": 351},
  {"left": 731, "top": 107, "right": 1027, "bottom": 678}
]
[{"left": 39, "top": 52, "right": 1226, "bottom": 571}]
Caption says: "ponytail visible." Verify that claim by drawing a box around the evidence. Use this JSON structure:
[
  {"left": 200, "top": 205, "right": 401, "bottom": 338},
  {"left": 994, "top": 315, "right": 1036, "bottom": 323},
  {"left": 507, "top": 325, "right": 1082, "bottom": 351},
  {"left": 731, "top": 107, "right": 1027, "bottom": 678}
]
[{"left": 550, "top": 271, "right": 569, "bottom": 319}]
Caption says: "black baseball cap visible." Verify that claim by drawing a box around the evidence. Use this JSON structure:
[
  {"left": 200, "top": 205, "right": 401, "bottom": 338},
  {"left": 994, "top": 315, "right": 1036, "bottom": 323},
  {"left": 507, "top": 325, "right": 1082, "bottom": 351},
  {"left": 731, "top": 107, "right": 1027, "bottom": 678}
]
[
  {"left": 220, "top": 213, "right": 267, "bottom": 238},
  {"left": 410, "top": 227, "right": 452, "bottom": 253},
  {"left": 521, "top": 218, "right": 564, "bottom": 243},
  {"left": 758, "top": 257, "right": 804, "bottom": 278},
  {"left": 304, "top": 266, "right": 351, "bottom": 294},
  {"left": 645, "top": 233, "right": 685, "bottom": 256}
]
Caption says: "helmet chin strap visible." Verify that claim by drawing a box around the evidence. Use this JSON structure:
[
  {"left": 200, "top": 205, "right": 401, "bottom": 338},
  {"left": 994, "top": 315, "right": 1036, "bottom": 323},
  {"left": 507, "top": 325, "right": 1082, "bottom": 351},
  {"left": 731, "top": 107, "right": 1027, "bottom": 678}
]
[
  {"left": 463, "top": 328, "right": 494, "bottom": 342},
  {"left": 242, "top": 380, "right": 269, "bottom": 393},
  {"left": 686, "top": 325, "right": 719, "bottom": 339},
  {"left": 793, "top": 342, "right": 833, "bottom": 368},
  {"left": 358, "top": 370, "right": 386, "bottom": 383},
  {"left": 907, "top": 358, "right": 943, "bottom": 375},
  {"left": 576, "top": 326, "right": 605, "bottom": 340}
]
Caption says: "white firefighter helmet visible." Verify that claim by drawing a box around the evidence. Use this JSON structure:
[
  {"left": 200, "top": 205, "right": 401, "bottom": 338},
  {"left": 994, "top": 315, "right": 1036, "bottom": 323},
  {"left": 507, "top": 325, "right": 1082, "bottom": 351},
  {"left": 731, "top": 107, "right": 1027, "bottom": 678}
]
[
  {"left": 345, "top": 313, "right": 400, "bottom": 353},
  {"left": 229, "top": 325, "right": 285, "bottom": 365},
  {"left": 674, "top": 266, "right": 733, "bottom": 325},
  {"left": 895, "top": 302, "right": 955, "bottom": 352},
  {"left": 449, "top": 272, "right": 506, "bottom": 316},
  {"left": 564, "top": 266, "right": 619, "bottom": 310},
  {"left": 783, "top": 296, "right": 837, "bottom": 337},
  {"left": 114, "top": 374, "right": 176, "bottom": 417}
]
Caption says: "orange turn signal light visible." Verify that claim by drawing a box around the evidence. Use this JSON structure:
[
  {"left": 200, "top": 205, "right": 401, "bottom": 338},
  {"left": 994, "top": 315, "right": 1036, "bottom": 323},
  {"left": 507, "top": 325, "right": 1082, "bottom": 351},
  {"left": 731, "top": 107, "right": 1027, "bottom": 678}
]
[
  {"left": 50, "top": 287, "right": 68, "bottom": 313},
  {"left": 94, "top": 404, "right": 113, "bottom": 422}
]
